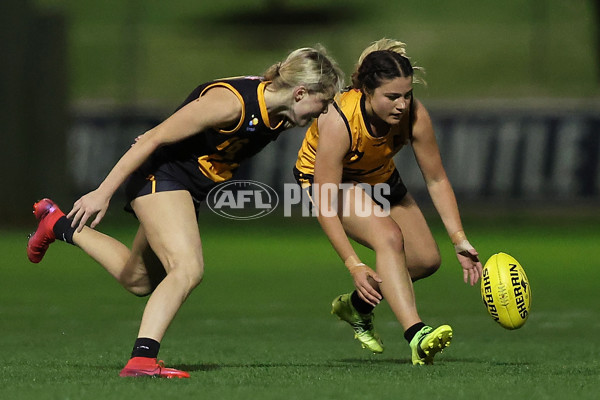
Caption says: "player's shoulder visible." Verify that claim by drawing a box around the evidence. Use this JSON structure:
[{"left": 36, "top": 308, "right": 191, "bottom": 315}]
[
  {"left": 200, "top": 76, "right": 262, "bottom": 97},
  {"left": 319, "top": 102, "right": 350, "bottom": 137},
  {"left": 190, "top": 83, "right": 244, "bottom": 127},
  {"left": 412, "top": 98, "right": 429, "bottom": 117},
  {"left": 411, "top": 98, "right": 433, "bottom": 129},
  {"left": 337, "top": 87, "right": 362, "bottom": 107},
  {"left": 199, "top": 84, "right": 241, "bottom": 107},
  {"left": 330, "top": 88, "right": 361, "bottom": 126}
]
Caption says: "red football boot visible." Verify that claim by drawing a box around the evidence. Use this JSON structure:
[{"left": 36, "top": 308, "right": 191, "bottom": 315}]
[
  {"left": 27, "top": 198, "right": 66, "bottom": 263},
  {"left": 119, "top": 357, "right": 190, "bottom": 378}
]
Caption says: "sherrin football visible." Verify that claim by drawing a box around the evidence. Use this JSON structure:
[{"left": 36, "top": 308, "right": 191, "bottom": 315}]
[{"left": 481, "top": 252, "right": 531, "bottom": 330}]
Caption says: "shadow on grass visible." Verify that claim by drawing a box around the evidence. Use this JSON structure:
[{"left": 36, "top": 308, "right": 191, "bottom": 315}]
[
  {"left": 95, "top": 359, "right": 410, "bottom": 373},
  {"left": 88, "top": 355, "right": 533, "bottom": 376},
  {"left": 173, "top": 357, "right": 479, "bottom": 372},
  {"left": 89, "top": 356, "right": 531, "bottom": 376}
]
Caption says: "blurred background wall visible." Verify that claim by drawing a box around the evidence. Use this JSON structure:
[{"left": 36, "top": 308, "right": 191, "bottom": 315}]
[
  {"left": 1, "top": 0, "right": 69, "bottom": 226},
  {"left": 2, "top": 0, "right": 599, "bottom": 226}
]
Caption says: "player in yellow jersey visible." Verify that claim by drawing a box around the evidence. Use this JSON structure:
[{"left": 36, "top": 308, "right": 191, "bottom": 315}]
[
  {"left": 294, "top": 39, "right": 482, "bottom": 364},
  {"left": 27, "top": 46, "right": 343, "bottom": 378}
]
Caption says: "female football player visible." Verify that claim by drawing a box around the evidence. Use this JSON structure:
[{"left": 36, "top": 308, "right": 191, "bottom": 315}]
[
  {"left": 27, "top": 46, "right": 344, "bottom": 378},
  {"left": 294, "top": 39, "right": 482, "bottom": 365}
]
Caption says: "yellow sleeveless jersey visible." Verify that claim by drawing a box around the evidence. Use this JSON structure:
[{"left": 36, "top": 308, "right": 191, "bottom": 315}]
[{"left": 295, "top": 88, "right": 413, "bottom": 185}]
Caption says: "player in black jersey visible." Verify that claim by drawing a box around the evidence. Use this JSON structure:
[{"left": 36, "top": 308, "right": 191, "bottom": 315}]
[{"left": 26, "top": 46, "right": 343, "bottom": 378}]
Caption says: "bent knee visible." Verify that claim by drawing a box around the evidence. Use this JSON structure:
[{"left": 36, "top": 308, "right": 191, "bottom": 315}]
[
  {"left": 126, "top": 262, "right": 203, "bottom": 296},
  {"left": 123, "top": 275, "right": 160, "bottom": 297},
  {"left": 131, "top": 287, "right": 153, "bottom": 297},
  {"left": 410, "top": 255, "right": 441, "bottom": 281},
  {"left": 372, "top": 225, "right": 405, "bottom": 253},
  {"left": 119, "top": 272, "right": 155, "bottom": 297},
  {"left": 166, "top": 258, "right": 204, "bottom": 290},
  {"left": 422, "top": 257, "right": 441, "bottom": 276},
  {"left": 182, "top": 265, "right": 204, "bottom": 289}
]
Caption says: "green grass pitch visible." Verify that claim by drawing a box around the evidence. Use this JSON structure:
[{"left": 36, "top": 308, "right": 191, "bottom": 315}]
[{"left": 1, "top": 210, "right": 599, "bottom": 399}]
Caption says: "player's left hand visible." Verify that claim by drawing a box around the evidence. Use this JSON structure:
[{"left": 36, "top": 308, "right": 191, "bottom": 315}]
[
  {"left": 454, "top": 239, "right": 483, "bottom": 286},
  {"left": 67, "top": 189, "right": 111, "bottom": 232},
  {"left": 348, "top": 264, "right": 382, "bottom": 307}
]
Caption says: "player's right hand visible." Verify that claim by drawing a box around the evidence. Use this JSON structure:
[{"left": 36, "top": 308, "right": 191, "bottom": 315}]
[
  {"left": 454, "top": 239, "right": 483, "bottom": 286},
  {"left": 67, "top": 189, "right": 111, "bottom": 232},
  {"left": 349, "top": 264, "right": 383, "bottom": 307}
]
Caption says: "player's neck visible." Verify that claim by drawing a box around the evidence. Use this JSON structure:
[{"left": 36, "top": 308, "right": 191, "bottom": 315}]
[{"left": 263, "top": 85, "right": 292, "bottom": 127}]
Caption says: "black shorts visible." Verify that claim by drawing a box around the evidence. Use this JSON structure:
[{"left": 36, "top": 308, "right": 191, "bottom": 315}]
[
  {"left": 124, "top": 158, "right": 218, "bottom": 216},
  {"left": 292, "top": 167, "right": 408, "bottom": 210}
]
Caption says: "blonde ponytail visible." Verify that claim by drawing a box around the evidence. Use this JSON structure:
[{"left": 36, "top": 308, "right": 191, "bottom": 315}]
[
  {"left": 357, "top": 38, "right": 408, "bottom": 66},
  {"left": 264, "top": 46, "right": 344, "bottom": 98},
  {"left": 354, "top": 38, "right": 425, "bottom": 86}
]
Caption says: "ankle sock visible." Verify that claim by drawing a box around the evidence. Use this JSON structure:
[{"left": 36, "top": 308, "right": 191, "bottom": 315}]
[
  {"left": 350, "top": 290, "right": 377, "bottom": 315},
  {"left": 404, "top": 322, "right": 426, "bottom": 343},
  {"left": 53, "top": 216, "right": 76, "bottom": 244},
  {"left": 131, "top": 337, "right": 160, "bottom": 359}
]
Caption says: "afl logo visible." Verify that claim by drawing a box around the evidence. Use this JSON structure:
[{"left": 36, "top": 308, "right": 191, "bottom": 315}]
[{"left": 206, "top": 180, "right": 279, "bottom": 220}]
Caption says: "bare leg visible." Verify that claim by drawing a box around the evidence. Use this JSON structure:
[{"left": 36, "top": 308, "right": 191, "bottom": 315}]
[
  {"left": 340, "top": 186, "right": 421, "bottom": 330},
  {"left": 342, "top": 193, "right": 441, "bottom": 282},
  {"left": 389, "top": 194, "right": 441, "bottom": 281},
  {"left": 129, "top": 190, "right": 204, "bottom": 342},
  {"left": 72, "top": 223, "right": 164, "bottom": 296}
]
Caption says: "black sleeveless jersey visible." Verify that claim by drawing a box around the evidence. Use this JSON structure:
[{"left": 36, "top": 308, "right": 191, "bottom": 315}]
[{"left": 152, "top": 77, "right": 287, "bottom": 184}]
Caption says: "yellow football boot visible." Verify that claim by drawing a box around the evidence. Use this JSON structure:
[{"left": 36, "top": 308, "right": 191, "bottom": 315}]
[
  {"left": 331, "top": 293, "right": 384, "bottom": 354},
  {"left": 409, "top": 324, "right": 452, "bottom": 365}
]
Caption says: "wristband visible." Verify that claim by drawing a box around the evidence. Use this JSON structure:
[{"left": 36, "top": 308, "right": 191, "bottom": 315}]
[
  {"left": 344, "top": 255, "right": 365, "bottom": 269},
  {"left": 450, "top": 230, "right": 467, "bottom": 245}
]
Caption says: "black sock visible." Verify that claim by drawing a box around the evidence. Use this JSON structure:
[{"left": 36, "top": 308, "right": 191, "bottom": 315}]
[
  {"left": 130, "top": 337, "right": 160, "bottom": 359},
  {"left": 350, "top": 290, "right": 377, "bottom": 315},
  {"left": 404, "top": 322, "right": 426, "bottom": 343},
  {"left": 53, "top": 216, "right": 76, "bottom": 244}
]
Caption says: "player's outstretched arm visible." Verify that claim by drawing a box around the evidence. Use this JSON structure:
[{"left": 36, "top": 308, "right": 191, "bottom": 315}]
[
  {"left": 313, "top": 107, "right": 382, "bottom": 306},
  {"left": 68, "top": 87, "right": 242, "bottom": 231},
  {"left": 410, "top": 100, "right": 482, "bottom": 285}
]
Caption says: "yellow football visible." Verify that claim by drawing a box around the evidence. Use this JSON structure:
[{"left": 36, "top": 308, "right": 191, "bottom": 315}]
[{"left": 481, "top": 252, "right": 531, "bottom": 329}]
